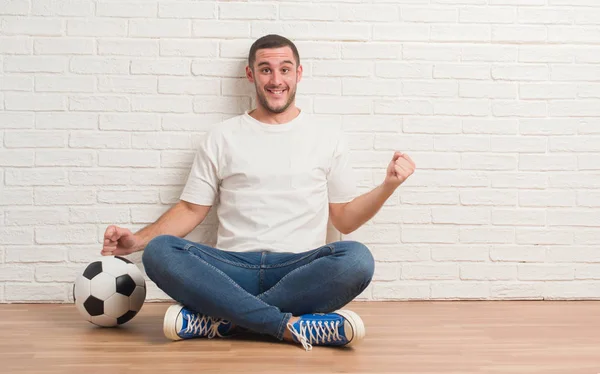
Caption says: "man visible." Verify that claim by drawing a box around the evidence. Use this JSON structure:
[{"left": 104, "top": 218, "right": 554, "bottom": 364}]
[{"left": 101, "top": 34, "right": 415, "bottom": 351}]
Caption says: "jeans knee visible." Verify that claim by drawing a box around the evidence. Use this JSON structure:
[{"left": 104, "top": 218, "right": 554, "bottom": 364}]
[
  {"left": 142, "top": 234, "right": 177, "bottom": 277},
  {"left": 339, "top": 241, "right": 375, "bottom": 283}
]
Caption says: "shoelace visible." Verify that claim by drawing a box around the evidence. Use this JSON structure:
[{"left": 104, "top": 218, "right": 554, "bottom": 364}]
[
  {"left": 286, "top": 320, "right": 342, "bottom": 351},
  {"left": 184, "top": 313, "right": 228, "bottom": 339}
]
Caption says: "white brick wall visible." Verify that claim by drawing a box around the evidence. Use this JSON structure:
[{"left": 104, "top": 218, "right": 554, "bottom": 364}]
[{"left": 1, "top": 0, "right": 600, "bottom": 303}]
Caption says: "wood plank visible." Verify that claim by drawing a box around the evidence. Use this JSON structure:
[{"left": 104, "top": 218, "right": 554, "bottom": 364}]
[{"left": 1, "top": 301, "right": 600, "bottom": 373}]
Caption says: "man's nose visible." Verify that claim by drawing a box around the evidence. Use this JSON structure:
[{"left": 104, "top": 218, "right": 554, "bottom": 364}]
[{"left": 269, "top": 70, "right": 283, "bottom": 85}]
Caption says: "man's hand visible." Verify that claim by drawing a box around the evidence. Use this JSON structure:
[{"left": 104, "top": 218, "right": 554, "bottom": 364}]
[
  {"left": 383, "top": 151, "right": 416, "bottom": 189},
  {"left": 101, "top": 225, "right": 140, "bottom": 256}
]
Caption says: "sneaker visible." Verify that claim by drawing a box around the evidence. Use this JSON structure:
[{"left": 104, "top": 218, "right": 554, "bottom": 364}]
[
  {"left": 163, "top": 304, "right": 234, "bottom": 341},
  {"left": 286, "top": 310, "right": 365, "bottom": 351}
]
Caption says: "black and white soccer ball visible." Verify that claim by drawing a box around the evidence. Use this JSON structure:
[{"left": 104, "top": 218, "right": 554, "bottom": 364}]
[{"left": 73, "top": 256, "right": 146, "bottom": 327}]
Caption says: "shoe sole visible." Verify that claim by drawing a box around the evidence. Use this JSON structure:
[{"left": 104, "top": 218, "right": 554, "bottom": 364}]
[
  {"left": 163, "top": 304, "right": 184, "bottom": 341},
  {"left": 334, "top": 309, "right": 365, "bottom": 346}
]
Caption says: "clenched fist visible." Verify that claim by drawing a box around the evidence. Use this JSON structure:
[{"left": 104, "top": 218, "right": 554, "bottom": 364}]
[
  {"left": 101, "top": 225, "right": 140, "bottom": 256},
  {"left": 383, "top": 151, "right": 416, "bottom": 189}
]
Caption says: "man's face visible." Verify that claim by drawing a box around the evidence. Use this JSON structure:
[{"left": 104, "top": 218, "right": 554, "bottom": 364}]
[{"left": 246, "top": 46, "right": 302, "bottom": 114}]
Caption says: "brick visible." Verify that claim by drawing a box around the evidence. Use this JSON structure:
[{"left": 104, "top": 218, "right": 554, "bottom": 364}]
[
  {"left": 463, "top": 119, "right": 518, "bottom": 135},
  {"left": 158, "top": 77, "right": 219, "bottom": 95},
  {"left": 36, "top": 113, "right": 97, "bottom": 130},
  {"left": 549, "top": 173, "right": 600, "bottom": 188},
  {"left": 0, "top": 227, "right": 34, "bottom": 244},
  {"left": 5, "top": 246, "right": 66, "bottom": 263},
  {"left": 35, "top": 225, "right": 97, "bottom": 244},
  {"left": 402, "top": 43, "right": 460, "bottom": 61},
  {"left": 96, "top": 1, "right": 157, "bottom": 17},
  {"left": 35, "top": 76, "right": 95, "bottom": 93},
  {"left": 461, "top": 189, "right": 518, "bottom": 205},
  {"left": 98, "top": 76, "right": 157, "bottom": 94},
  {"left": 491, "top": 136, "right": 547, "bottom": 153},
  {"left": 460, "top": 264, "right": 517, "bottom": 280},
  {"left": 373, "top": 282, "right": 430, "bottom": 300},
  {"left": 5, "top": 93, "right": 65, "bottom": 111},
  {"left": 0, "top": 189, "right": 33, "bottom": 206},
  {"left": 431, "top": 25, "right": 490, "bottom": 42},
  {"left": 550, "top": 137, "right": 600, "bottom": 152},
  {"left": 279, "top": 4, "right": 337, "bottom": 21},
  {"left": 35, "top": 265, "right": 81, "bottom": 283},
  {"left": 98, "top": 39, "right": 158, "bottom": 57},
  {"left": 193, "top": 96, "right": 249, "bottom": 114},
  {"left": 520, "top": 191, "right": 576, "bottom": 208},
  {"left": 404, "top": 152, "right": 459, "bottom": 170},
  {"left": 98, "top": 189, "right": 159, "bottom": 204},
  {"left": 547, "top": 247, "right": 600, "bottom": 262},
  {"left": 5, "top": 169, "right": 67, "bottom": 186},
  {"left": 67, "top": 19, "right": 127, "bottom": 37},
  {"left": 161, "top": 39, "right": 217, "bottom": 57},
  {"left": 131, "top": 59, "right": 191, "bottom": 76},
  {"left": 548, "top": 210, "right": 600, "bottom": 227},
  {"left": 519, "top": 154, "right": 576, "bottom": 171},
  {"left": 460, "top": 7, "right": 515, "bottom": 23},
  {"left": 518, "top": 8, "right": 572, "bottom": 24},
  {"left": 402, "top": 226, "right": 459, "bottom": 244},
  {"left": 519, "top": 46, "right": 573, "bottom": 63},
  {"left": 99, "top": 114, "right": 160, "bottom": 131},
  {"left": 69, "top": 95, "right": 129, "bottom": 112},
  {"left": 462, "top": 154, "right": 516, "bottom": 171},
  {"left": 578, "top": 191, "right": 600, "bottom": 207},
  {"left": 406, "top": 171, "right": 489, "bottom": 188},
  {"left": 431, "top": 282, "right": 489, "bottom": 300},
  {"left": 158, "top": 1, "right": 215, "bottom": 18},
  {"left": 404, "top": 117, "right": 461, "bottom": 134},
  {"left": 0, "top": 150, "right": 34, "bottom": 167},
  {"left": 373, "top": 207, "right": 431, "bottom": 224},
  {"left": 161, "top": 151, "right": 195, "bottom": 168},
  {"left": 460, "top": 227, "right": 514, "bottom": 244},
  {"left": 219, "top": 2, "right": 275, "bottom": 20},
  {"left": 492, "top": 65, "right": 548, "bottom": 81},
  {"left": 374, "top": 99, "right": 433, "bottom": 115},
  {"left": 373, "top": 24, "right": 429, "bottom": 42},
  {"left": 296, "top": 41, "right": 340, "bottom": 59},
  {"left": 404, "top": 81, "right": 457, "bottom": 98},
  {"left": 492, "top": 209, "right": 546, "bottom": 226},
  {"left": 130, "top": 206, "right": 169, "bottom": 223},
  {"left": 193, "top": 21, "right": 250, "bottom": 39},
  {"left": 5, "top": 284, "right": 66, "bottom": 302},
  {"left": 0, "top": 0, "right": 29, "bottom": 15},
  {"left": 435, "top": 100, "right": 490, "bottom": 116},
  {"left": 431, "top": 245, "right": 489, "bottom": 262},
  {"left": 4, "top": 130, "right": 67, "bottom": 148},
  {"left": 132, "top": 96, "right": 192, "bottom": 113},
  {"left": 491, "top": 283, "right": 544, "bottom": 300},
  {"left": 132, "top": 133, "right": 192, "bottom": 150},
  {"left": 70, "top": 207, "right": 129, "bottom": 224},
  {"left": 31, "top": 0, "right": 93, "bottom": 16},
  {"left": 343, "top": 115, "right": 401, "bottom": 133},
  {"left": 34, "top": 38, "right": 93, "bottom": 55},
  {"left": 374, "top": 135, "right": 433, "bottom": 151},
  {"left": 69, "top": 131, "right": 130, "bottom": 148},
  {"left": 70, "top": 57, "right": 129, "bottom": 74},
  {"left": 1, "top": 17, "right": 63, "bottom": 36},
  {"left": 0, "top": 36, "right": 32, "bottom": 54},
  {"left": 34, "top": 188, "right": 95, "bottom": 205},
  {"left": 575, "top": 265, "right": 600, "bottom": 280},
  {"left": 35, "top": 150, "right": 94, "bottom": 167},
  {"left": 548, "top": 26, "right": 600, "bottom": 43},
  {"left": 462, "top": 45, "right": 517, "bottom": 62},
  {"left": 98, "top": 150, "right": 160, "bottom": 168},
  {"left": 519, "top": 119, "right": 577, "bottom": 135},
  {"left": 339, "top": 5, "right": 399, "bottom": 22},
  {"left": 460, "top": 82, "right": 516, "bottom": 99},
  {"left": 129, "top": 19, "right": 190, "bottom": 38},
  {"left": 315, "top": 98, "right": 371, "bottom": 114},
  {"left": 493, "top": 101, "right": 547, "bottom": 117},
  {"left": 519, "top": 265, "right": 574, "bottom": 281},
  {"left": 490, "top": 245, "right": 546, "bottom": 262},
  {"left": 253, "top": 22, "right": 370, "bottom": 42},
  {"left": 492, "top": 26, "right": 546, "bottom": 43},
  {"left": 402, "top": 7, "right": 457, "bottom": 22},
  {"left": 4, "top": 56, "right": 65, "bottom": 73},
  {"left": 192, "top": 60, "right": 245, "bottom": 78},
  {"left": 432, "top": 207, "right": 490, "bottom": 225},
  {"left": 342, "top": 224, "right": 401, "bottom": 244},
  {"left": 401, "top": 190, "right": 458, "bottom": 205},
  {"left": 5, "top": 208, "right": 68, "bottom": 226},
  {"left": 69, "top": 170, "right": 132, "bottom": 185},
  {"left": 516, "top": 228, "right": 573, "bottom": 245},
  {"left": 434, "top": 135, "right": 489, "bottom": 152},
  {"left": 403, "top": 263, "right": 458, "bottom": 280},
  {"left": 376, "top": 62, "right": 432, "bottom": 79}
]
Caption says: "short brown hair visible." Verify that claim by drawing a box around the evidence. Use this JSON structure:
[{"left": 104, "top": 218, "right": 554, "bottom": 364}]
[{"left": 248, "top": 34, "right": 300, "bottom": 69}]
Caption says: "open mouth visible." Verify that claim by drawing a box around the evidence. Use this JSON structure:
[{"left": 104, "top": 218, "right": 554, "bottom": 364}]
[{"left": 266, "top": 88, "right": 287, "bottom": 97}]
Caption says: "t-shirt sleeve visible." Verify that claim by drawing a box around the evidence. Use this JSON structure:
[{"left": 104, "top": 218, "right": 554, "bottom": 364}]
[
  {"left": 327, "top": 131, "right": 359, "bottom": 203},
  {"left": 179, "top": 132, "right": 220, "bottom": 206}
]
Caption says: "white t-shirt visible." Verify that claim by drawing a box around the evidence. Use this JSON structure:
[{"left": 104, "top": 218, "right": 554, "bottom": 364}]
[{"left": 180, "top": 110, "right": 358, "bottom": 253}]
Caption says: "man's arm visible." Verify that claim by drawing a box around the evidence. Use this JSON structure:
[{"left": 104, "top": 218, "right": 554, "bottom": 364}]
[
  {"left": 329, "top": 151, "right": 415, "bottom": 235},
  {"left": 101, "top": 200, "right": 211, "bottom": 256}
]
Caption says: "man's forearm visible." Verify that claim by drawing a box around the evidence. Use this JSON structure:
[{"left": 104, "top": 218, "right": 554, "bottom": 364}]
[
  {"left": 133, "top": 203, "right": 202, "bottom": 251},
  {"left": 340, "top": 183, "right": 396, "bottom": 234}
]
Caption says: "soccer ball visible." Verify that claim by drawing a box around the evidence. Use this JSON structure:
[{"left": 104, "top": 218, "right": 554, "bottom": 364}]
[{"left": 73, "top": 256, "right": 146, "bottom": 327}]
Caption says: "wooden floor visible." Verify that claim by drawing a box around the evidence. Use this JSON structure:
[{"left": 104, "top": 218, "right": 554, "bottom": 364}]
[{"left": 2, "top": 301, "right": 600, "bottom": 374}]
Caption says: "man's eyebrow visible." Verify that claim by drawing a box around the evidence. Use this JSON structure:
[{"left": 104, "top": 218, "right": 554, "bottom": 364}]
[{"left": 256, "top": 60, "right": 295, "bottom": 67}]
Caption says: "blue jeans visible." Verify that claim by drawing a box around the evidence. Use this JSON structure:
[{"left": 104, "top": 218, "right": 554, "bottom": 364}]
[{"left": 142, "top": 235, "right": 375, "bottom": 341}]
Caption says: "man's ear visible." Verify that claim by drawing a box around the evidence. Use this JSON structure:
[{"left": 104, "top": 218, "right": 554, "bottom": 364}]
[
  {"left": 296, "top": 64, "right": 303, "bottom": 83},
  {"left": 246, "top": 65, "right": 254, "bottom": 83}
]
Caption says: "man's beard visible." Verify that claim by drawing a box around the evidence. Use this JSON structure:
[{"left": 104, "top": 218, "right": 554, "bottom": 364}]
[{"left": 255, "top": 84, "right": 297, "bottom": 114}]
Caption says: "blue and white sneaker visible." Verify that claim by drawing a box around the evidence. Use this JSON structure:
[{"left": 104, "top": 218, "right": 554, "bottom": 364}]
[
  {"left": 163, "top": 304, "right": 234, "bottom": 341},
  {"left": 287, "top": 310, "right": 365, "bottom": 351}
]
